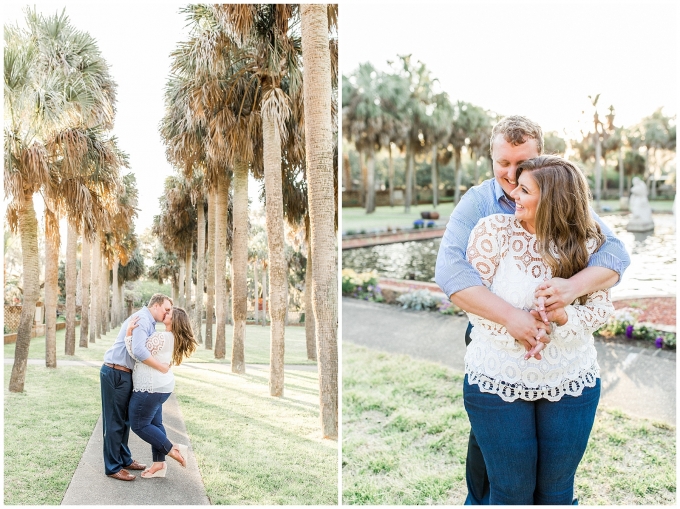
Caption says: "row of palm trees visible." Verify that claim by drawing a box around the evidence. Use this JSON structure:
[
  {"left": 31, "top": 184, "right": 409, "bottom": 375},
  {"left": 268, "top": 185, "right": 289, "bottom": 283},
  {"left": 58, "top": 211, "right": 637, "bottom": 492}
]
[
  {"left": 5, "top": 9, "right": 138, "bottom": 392},
  {"left": 343, "top": 57, "right": 493, "bottom": 214},
  {"left": 155, "top": 4, "right": 338, "bottom": 438},
  {"left": 343, "top": 59, "right": 676, "bottom": 214}
]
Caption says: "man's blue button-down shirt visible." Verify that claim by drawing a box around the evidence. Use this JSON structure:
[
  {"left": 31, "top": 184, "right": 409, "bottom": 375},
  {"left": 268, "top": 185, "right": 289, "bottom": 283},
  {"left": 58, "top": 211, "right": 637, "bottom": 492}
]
[
  {"left": 102, "top": 306, "right": 157, "bottom": 369},
  {"left": 434, "top": 178, "right": 631, "bottom": 298}
]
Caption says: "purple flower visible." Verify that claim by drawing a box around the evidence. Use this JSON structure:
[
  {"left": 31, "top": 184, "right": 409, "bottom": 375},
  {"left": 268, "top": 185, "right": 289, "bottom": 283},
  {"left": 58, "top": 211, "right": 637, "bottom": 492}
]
[
  {"left": 357, "top": 286, "right": 362, "bottom": 292},
  {"left": 625, "top": 325, "right": 634, "bottom": 338},
  {"left": 655, "top": 337, "right": 664, "bottom": 348}
]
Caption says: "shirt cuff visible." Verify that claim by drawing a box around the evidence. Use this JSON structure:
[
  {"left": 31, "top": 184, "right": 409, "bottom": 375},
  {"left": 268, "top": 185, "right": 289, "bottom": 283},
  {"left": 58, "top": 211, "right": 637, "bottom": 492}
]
[{"left": 586, "top": 250, "right": 625, "bottom": 286}]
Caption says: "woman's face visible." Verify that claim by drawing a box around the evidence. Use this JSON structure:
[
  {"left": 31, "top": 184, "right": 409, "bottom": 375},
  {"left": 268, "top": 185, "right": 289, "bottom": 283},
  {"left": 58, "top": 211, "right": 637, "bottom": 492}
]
[
  {"left": 163, "top": 308, "right": 173, "bottom": 329},
  {"left": 510, "top": 171, "right": 540, "bottom": 233}
]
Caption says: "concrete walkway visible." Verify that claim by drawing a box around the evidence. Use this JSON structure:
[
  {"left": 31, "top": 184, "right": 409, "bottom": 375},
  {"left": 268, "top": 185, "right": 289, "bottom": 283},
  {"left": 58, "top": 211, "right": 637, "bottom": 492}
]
[
  {"left": 62, "top": 392, "right": 210, "bottom": 505},
  {"left": 343, "top": 298, "right": 676, "bottom": 425}
]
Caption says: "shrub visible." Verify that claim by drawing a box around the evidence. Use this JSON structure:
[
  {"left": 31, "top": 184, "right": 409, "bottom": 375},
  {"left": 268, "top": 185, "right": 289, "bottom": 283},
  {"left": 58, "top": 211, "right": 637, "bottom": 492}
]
[{"left": 396, "top": 289, "right": 440, "bottom": 311}]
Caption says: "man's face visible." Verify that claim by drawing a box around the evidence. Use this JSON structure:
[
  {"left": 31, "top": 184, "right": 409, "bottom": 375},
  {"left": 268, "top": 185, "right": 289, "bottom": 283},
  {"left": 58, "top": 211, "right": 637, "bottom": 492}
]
[
  {"left": 491, "top": 135, "right": 540, "bottom": 199},
  {"left": 151, "top": 299, "right": 172, "bottom": 322}
]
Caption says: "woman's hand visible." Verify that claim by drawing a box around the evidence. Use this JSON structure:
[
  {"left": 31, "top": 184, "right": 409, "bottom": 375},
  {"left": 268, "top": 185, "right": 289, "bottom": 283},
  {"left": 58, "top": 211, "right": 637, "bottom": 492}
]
[
  {"left": 534, "top": 278, "right": 578, "bottom": 312},
  {"left": 158, "top": 363, "right": 170, "bottom": 374},
  {"left": 503, "top": 308, "right": 551, "bottom": 360},
  {"left": 126, "top": 316, "right": 140, "bottom": 337}
]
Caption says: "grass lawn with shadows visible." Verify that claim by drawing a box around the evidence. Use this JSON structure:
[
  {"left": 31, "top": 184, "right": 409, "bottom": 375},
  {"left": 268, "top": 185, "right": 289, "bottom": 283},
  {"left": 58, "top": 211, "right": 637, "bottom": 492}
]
[
  {"left": 4, "top": 365, "right": 102, "bottom": 505},
  {"left": 342, "top": 342, "right": 676, "bottom": 505},
  {"left": 174, "top": 362, "right": 337, "bottom": 504},
  {"left": 4, "top": 322, "right": 315, "bottom": 365},
  {"left": 5, "top": 325, "right": 334, "bottom": 505}
]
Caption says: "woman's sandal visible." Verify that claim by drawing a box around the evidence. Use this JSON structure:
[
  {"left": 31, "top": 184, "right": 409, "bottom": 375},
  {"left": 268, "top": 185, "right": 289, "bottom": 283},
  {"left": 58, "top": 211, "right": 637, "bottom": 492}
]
[
  {"left": 169, "top": 444, "right": 188, "bottom": 468},
  {"left": 141, "top": 465, "right": 167, "bottom": 478}
]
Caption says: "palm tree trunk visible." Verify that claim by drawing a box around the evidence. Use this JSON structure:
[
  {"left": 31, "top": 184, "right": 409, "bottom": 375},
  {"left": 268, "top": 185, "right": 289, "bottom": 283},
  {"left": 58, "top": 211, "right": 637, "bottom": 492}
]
[
  {"left": 405, "top": 141, "right": 413, "bottom": 213},
  {"left": 195, "top": 196, "right": 205, "bottom": 344},
  {"left": 454, "top": 150, "right": 463, "bottom": 205},
  {"left": 301, "top": 3, "right": 339, "bottom": 439},
  {"left": 359, "top": 149, "right": 366, "bottom": 207},
  {"left": 185, "top": 244, "right": 192, "bottom": 312},
  {"left": 366, "top": 145, "right": 376, "bottom": 214},
  {"left": 171, "top": 275, "right": 178, "bottom": 304},
  {"left": 101, "top": 256, "right": 109, "bottom": 334},
  {"left": 263, "top": 112, "right": 287, "bottom": 396},
  {"left": 231, "top": 160, "right": 248, "bottom": 373},
  {"left": 343, "top": 152, "right": 352, "bottom": 191},
  {"left": 214, "top": 173, "right": 229, "bottom": 359},
  {"left": 80, "top": 233, "right": 90, "bottom": 347},
  {"left": 45, "top": 209, "right": 59, "bottom": 366},
  {"left": 253, "top": 260, "right": 259, "bottom": 325},
  {"left": 388, "top": 144, "right": 394, "bottom": 207},
  {"left": 261, "top": 262, "right": 267, "bottom": 326},
  {"left": 9, "top": 193, "right": 42, "bottom": 392},
  {"left": 90, "top": 233, "right": 100, "bottom": 342},
  {"left": 178, "top": 257, "right": 186, "bottom": 309},
  {"left": 64, "top": 220, "right": 78, "bottom": 353},
  {"left": 205, "top": 189, "right": 215, "bottom": 349},
  {"left": 431, "top": 144, "right": 438, "bottom": 208},
  {"left": 304, "top": 247, "right": 317, "bottom": 361},
  {"left": 111, "top": 256, "right": 120, "bottom": 327}
]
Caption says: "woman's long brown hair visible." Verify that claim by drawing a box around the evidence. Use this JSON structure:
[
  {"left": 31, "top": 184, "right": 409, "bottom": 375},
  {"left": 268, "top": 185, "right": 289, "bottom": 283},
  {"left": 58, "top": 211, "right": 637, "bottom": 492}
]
[
  {"left": 516, "top": 156, "right": 605, "bottom": 304},
  {"left": 170, "top": 307, "right": 197, "bottom": 366}
]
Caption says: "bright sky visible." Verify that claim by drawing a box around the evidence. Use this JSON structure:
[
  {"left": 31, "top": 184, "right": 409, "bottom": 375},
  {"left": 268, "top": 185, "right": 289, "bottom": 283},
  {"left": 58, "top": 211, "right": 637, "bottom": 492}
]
[
  {"left": 342, "top": 0, "right": 677, "bottom": 138},
  {"left": 4, "top": 2, "right": 263, "bottom": 241}
]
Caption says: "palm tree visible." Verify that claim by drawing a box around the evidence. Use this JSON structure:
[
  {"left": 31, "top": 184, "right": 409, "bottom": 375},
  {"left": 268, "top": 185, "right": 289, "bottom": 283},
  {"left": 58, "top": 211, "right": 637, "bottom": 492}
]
[
  {"left": 4, "top": 9, "right": 118, "bottom": 391},
  {"left": 300, "top": 3, "right": 338, "bottom": 439}
]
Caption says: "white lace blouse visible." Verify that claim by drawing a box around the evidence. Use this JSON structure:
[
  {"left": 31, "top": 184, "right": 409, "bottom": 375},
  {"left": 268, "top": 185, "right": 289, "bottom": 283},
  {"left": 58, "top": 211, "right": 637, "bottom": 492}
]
[
  {"left": 464, "top": 214, "right": 614, "bottom": 402},
  {"left": 125, "top": 331, "right": 175, "bottom": 393}
]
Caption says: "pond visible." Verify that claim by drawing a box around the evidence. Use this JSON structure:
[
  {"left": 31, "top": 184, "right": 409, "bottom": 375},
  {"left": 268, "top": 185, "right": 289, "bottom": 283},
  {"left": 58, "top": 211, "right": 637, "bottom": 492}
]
[{"left": 342, "top": 213, "right": 676, "bottom": 299}]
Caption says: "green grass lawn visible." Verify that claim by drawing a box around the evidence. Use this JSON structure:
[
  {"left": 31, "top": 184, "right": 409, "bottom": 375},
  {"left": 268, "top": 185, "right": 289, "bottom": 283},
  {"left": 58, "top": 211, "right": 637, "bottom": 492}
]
[
  {"left": 342, "top": 203, "right": 454, "bottom": 234},
  {"left": 342, "top": 342, "right": 676, "bottom": 505},
  {"left": 4, "top": 329, "right": 336, "bottom": 505},
  {"left": 4, "top": 365, "right": 102, "bottom": 505},
  {"left": 341, "top": 199, "right": 674, "bottom": 234},
  {"left": 4, "top": 322, "right": 315, "bottom": 365}
]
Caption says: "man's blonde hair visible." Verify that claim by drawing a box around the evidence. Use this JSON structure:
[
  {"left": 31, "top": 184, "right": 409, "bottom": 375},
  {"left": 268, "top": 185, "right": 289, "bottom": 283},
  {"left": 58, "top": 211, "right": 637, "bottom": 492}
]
[
  {"left": 148, "top": 293, "right": 172, "bottom": 308},
  {"left": 489, "top": 115, "right": 544, "bottom": 156}
]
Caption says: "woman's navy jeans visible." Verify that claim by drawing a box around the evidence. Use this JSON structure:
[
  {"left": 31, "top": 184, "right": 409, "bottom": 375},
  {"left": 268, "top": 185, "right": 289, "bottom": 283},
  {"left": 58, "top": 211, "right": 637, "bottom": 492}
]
[
  {"left": 128, "top": 391, "right": 173, "bottom": 462},
  {"left": 463, "top": 375, "right": 600, "bottom": 505}
]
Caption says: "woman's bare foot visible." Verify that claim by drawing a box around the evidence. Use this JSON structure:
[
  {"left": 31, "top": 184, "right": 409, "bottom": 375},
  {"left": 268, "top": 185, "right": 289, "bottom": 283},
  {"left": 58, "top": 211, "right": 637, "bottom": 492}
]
[{"left": 167, "top": 444, "right": 187, "bottom": 468}]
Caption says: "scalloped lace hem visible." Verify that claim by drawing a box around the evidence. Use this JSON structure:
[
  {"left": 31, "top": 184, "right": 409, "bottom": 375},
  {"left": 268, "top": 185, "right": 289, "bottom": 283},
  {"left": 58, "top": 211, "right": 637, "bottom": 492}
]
[{"left": 466, "top": 368, "right": 600, "bottom": 402}]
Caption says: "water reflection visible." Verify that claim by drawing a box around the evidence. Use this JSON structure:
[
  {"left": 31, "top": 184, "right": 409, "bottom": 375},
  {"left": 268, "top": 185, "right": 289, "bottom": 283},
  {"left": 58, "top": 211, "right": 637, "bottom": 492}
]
[{"left": 342, "top": 214, "right": 676, "bottom": 298}]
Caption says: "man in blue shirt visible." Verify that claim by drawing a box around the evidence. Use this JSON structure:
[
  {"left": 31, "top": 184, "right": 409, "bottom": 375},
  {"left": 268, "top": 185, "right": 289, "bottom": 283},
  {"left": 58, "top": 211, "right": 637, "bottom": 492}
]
[
  {"left": 100, "top": 293, "right": 173, "bottom": 481},
  {"left": 435, "top": 115, "right": 630, "bottom": 504}
]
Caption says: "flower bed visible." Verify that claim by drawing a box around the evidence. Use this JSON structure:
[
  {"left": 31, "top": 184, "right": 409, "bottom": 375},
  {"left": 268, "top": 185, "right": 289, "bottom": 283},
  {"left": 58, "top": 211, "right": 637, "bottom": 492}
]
[{"left": 595, "top": 306, "right": 675, "bottom": 350}]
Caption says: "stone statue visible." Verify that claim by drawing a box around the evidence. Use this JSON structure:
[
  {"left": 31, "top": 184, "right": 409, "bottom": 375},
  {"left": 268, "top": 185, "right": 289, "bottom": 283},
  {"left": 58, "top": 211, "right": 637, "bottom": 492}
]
[{"left": 626, "top": 177, "right": 654, "bottom": 232}]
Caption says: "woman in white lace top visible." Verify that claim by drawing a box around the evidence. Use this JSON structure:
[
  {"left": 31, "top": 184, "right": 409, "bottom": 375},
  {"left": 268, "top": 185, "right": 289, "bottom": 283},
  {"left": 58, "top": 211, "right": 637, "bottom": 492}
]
[
  {"left": 462, "top": 156, "right": 614, "bottom": 504},
  {"left": 126, "top": 306, "right": 198, "bottom": 478}
]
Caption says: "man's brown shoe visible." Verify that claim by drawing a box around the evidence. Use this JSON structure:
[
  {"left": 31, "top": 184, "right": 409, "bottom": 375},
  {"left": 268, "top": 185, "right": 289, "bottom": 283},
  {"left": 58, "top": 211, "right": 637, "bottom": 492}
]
[
  {"left": 108, "top": 469, "right": 135, "bottom": 481},
  {"left": 125, "top": 460, "right": 147, "bottom": 471}
]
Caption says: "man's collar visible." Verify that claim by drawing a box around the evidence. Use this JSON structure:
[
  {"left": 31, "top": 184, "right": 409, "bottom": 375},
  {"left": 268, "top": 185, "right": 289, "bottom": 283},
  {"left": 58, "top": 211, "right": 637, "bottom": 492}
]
[
  {"left": 492, "top": 178, "right": 514, "bottom": 205},
  {"left": 143, "top": 306, "right": 157, "bottom": 323}
]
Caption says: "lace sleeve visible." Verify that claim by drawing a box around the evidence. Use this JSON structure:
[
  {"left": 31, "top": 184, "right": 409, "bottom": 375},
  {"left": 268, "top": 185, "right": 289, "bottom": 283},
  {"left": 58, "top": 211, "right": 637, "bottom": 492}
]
[
  {"left": 466, "top": 215, "right": 506, "bottom": 287},
  {"left": 145, "top": 331, "right": 166, "bottom": 356},
  {"left": 551, "top": 289, "right": 614, "bottom": 344}
]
